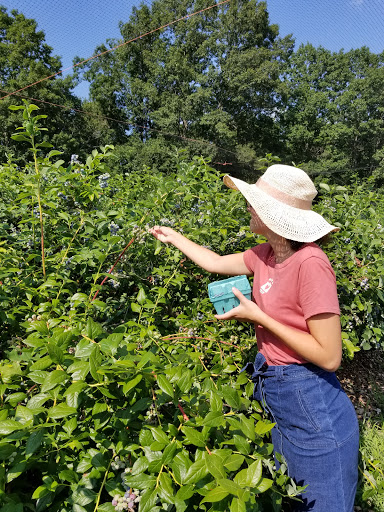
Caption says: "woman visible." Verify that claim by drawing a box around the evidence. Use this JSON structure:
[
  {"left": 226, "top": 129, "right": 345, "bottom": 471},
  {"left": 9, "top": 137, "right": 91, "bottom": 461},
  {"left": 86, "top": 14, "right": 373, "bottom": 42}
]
[{"left": 149, "top": 164, "right": 359, "bottom": 511}]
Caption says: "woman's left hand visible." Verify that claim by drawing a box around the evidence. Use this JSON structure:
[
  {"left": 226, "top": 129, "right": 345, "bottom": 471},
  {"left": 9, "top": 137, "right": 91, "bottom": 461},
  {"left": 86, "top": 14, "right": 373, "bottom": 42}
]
[{"left": 214, "top": 287, "right": 264, "bottom": 324}]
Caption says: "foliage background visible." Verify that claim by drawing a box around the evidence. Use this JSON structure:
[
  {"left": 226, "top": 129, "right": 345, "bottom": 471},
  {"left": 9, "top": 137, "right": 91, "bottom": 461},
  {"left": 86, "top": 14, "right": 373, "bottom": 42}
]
[
  {"left": 0, "top": 104, "right": 383, "bottom": 510},
  {"left": 0, "top": 0, "right": 384, "bottom": 185}
]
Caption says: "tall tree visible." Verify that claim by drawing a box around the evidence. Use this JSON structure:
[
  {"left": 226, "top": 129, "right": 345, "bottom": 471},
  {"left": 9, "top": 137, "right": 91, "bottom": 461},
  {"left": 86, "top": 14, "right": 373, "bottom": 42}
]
[
  {"left": 0, "top": 7, "right": 110, "bottom": 163},
  {"left": 281, "top": 44, "right": 384, "bottom": 180},
  {"left": 80, "top": 0, "right": 294, "bottom": 175}
]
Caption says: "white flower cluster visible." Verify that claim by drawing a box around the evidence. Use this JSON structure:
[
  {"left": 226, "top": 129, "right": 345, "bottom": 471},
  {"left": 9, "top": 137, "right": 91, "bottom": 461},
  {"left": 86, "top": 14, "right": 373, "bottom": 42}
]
[
  {"left": 112, "top": 490, "right": 141, "bottom": 511},
  {"left": 99, "top": 173, "right": 110, "bottom": 189},
  {"left": 27, "top": 314, "right": 42, "bottom": 322},
  {"left": 111, "top": 456, "right": 126, "bottom": 471},
  {"left": 70, "top": 154, "right": 80, "bottom": 165},
  {"left": 145, "top": 403, "right": 157, "bottom": 424},
  {"left": 110, "top": 222, "right": 120, "bottom": 235}
]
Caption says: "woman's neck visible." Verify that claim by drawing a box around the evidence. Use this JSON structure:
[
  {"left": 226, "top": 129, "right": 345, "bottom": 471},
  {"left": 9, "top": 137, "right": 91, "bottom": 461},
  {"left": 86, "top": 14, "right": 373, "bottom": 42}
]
[{"left": 266, "top": 232, "right": 296, "bottom": 264}]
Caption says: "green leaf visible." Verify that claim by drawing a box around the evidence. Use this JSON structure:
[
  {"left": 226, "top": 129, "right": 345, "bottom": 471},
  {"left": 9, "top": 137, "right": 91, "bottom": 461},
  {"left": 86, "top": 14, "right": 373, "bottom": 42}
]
[
  {"left": 71, "top": 293, "right": 89, "bottom": 303},
  {"left": 11, "top": 134, "right": 30, "bottom": 142},
  {"left": 157, "top": 374, "right": 174, "bottom": 398},
  {"left": 239, "top": 414, "right": 255, "bottom": 441},
  {"left": 131, "top": 302, "right": 141, "bottom": 313},
  {"left": 148, "top": 426, "right": 169, "bottom": 445},
  {"left": 26, "top": 429, "right": 44, "bottom": 457},
  {"left": 200, "top": 486, "right": 229, "bottom": 503},
  {"left": 63, "top": 417, "right": 77, "bottom": 435},
  {"left": 158, "top": 473, "right": 174, "bottom": 503},
  {"left": 233, "top": 434, "right": 251, "bottom": 454},
  {"left": 221, "top": 386, "right": 242, "bottom": 410},
  {"left": 64, "top": 381, "right": 87, "bottom": 408},
  {"left": 70, "top": 487, "right": 97, "bottom": 506},
  {"left": 234, "top": 459, "right": 262, "bottom": 488},
  {"left": 68, "top": 360, "right": 89, "bottom": 380},
  {"left": 175, "top": 484, "right": 194, "bottom": 501},
  {"left": 7, "top": 462, "right": 27, "bottom": 483},
  {"left": 100, "top": 333, "right": 123, "bottom": 356},
  {"left": 75, "top": 340, "right": 95, "bottom": 358},
  {"left": 0, "top": 420, "right": 25, "bottom": 435},
  {"left": 161, "top": 442, "right": 178, "bottom": 465},
  {"left": 41, "top": 370, "right": 67, "bottom": 392},
  {"left": 224, "top": 454, "right": 245, "bottom": 472},
  {"left": 210, "top": 392, "right": 223, "bottom": 413},
  {"left": 255, "top": 477, "right": 273, "bottom": 493},
  {"left": 202, "top": 411, "right": 225, "bottom": 427},
  {"left": 47, "top": 342, "right": 64, "bottom": 365},
  {"left": 15, "top": 405, "right": 33, "bottom": 424},
  {"left": 48, "top": 403, "right": 77, "bottom": 419},
  {"left": 181, "top": 426, "right": 206, "bottom": 448},
  {"left": 254, "top": 420, "right": 275, "bottom": 436},
  {"left": 123, "top": 473, "right": 157, "bottom": 490},
  {"left": 97, "top": 504, "right": 115, "bottom": 512},
  {"left": 246, "top": 459, "right": 263, "bottom": 487},
  {"left": 206, "top": 453, "right": 227, "bottom": 479},
  {"left": 89, "top": 344, "right": 102, "bottom": 382},
  {"left": 137, "top": 288, "right": 147, "bottom": 305},
  {"left": 0, "top": 444, "right": 15, "bottom": 461},
  {"left": 139, "top": 429, "right": 154, "bottom": 446},
  {"left": 218, "top": 479, "right": 243, "bottom": 497},
  {"left": 5, "top": 392, "right": 27, "bottom": 407},
  {"left": 230, "top": 497, "right": 246, "bottom": 512},
  {"left": 176, "top": 368, "right": 192, "bottom": 393},
  {"left": 183, "top": 458, "right": 209, "bottom": 484},
  {"left": 123, "top": 374, "right": 142, "bottom": 394},
  {"left": 131, "top": 457, "right": 149, "bottom": 475},
  {"left": 29, "top": 355, "right": 53, "bottom": 371},
  {"left": 82, "top": 317, "right": 104, "bottom": 340},
  {"left": 139, "top": 488, "right": 158, "bottom": 512}
]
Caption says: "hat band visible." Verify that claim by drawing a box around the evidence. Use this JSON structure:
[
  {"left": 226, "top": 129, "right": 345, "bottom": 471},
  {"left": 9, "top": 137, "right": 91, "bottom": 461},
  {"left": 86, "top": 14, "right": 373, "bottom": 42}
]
[{"left": 255, "top": 178, "right": 312, "bottom": 210}]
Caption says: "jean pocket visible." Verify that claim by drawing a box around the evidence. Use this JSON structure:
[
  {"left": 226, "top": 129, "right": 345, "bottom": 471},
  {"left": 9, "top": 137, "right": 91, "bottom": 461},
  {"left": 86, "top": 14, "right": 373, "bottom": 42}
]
[
  {"left": 267, "top": 377, "right": 335, "bottom": 447},
  {"left": 296, "top": 387, "right": 321, "bottom": 432}
]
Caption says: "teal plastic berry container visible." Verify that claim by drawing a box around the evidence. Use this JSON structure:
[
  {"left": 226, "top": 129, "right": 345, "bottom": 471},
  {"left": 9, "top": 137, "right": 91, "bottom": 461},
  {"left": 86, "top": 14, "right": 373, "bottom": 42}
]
[{"left": 208, "top": 275, "right": 252, "bottom": 314}]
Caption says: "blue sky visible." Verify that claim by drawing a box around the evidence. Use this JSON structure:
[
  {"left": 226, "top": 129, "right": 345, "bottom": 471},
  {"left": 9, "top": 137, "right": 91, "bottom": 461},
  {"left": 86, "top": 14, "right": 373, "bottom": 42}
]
[{"left": 2, "top": 0, "right": 383, "bottom": 99}]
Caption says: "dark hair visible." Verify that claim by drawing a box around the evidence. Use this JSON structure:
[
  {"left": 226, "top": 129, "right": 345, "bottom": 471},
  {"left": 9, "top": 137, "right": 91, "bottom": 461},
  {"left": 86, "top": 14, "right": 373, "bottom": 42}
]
[
  {"left": 287, "top": 234, "right": 330, "bottom": 252},
  {"left": 287, "top": 240, "right": 305, "bottom": 251}
]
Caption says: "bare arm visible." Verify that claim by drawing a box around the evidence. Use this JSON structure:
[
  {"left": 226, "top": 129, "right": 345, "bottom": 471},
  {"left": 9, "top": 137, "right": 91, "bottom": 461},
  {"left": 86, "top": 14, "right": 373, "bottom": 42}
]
[
  {"left": 149, "top": 226, "right": 252, "bottom": 276},
  {"left": 216, "top": 288, "right": 342, "bottom": 372}
]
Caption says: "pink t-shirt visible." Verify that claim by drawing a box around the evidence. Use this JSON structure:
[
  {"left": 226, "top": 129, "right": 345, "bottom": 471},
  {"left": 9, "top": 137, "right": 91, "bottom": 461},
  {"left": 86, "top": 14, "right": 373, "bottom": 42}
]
[{"left": 243, "top": 243, "right": 340, "bottom": 366}]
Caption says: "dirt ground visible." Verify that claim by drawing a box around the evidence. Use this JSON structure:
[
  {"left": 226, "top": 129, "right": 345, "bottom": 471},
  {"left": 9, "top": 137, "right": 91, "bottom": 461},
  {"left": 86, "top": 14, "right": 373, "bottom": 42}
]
[
  {"left": 336, "top": 352, "right": 384, "bottom": 512},
  {"left": 337, "top": 349, "right": 384, "bottom": 421}
]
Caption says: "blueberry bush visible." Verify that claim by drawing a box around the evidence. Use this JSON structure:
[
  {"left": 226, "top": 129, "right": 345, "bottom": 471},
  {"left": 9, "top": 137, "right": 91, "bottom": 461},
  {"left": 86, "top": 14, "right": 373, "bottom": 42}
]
[{"left": 0, "top": 103, "right": 383, "bottom": 511}]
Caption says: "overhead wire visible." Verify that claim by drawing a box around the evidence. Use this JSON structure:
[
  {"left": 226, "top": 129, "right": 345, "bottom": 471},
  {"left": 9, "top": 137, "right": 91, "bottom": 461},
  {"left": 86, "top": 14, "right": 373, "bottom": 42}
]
[
  {"left": 0, "top": 0, "right": 231, "bottom": 101},
  {"left": 1, "top": 0, "right": 380, "bottom": 177},
  {"left": 1, "top": 88, "right": 254, "bottom": 169},
  {"left": 3, "top": 86, "right": 370, "bottom": 176}
]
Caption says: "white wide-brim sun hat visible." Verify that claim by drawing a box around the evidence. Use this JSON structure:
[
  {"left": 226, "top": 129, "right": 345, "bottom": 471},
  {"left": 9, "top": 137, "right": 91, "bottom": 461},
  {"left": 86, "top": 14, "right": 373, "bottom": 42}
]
[{"left": 224, "top": 164, "right": 339, "bottom": 243}]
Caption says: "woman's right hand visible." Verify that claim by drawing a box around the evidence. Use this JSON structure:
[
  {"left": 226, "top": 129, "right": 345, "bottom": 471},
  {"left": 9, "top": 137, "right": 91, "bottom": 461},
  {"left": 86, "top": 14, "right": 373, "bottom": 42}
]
[{"left": 149, "top": 226, "right": 177, "bottom": 244}]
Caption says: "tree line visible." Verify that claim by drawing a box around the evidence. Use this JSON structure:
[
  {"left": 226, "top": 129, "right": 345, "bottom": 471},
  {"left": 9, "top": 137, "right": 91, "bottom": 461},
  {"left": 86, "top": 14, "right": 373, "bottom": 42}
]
[{"left": 1, "top": 0, "right": 384, "bottom": 184}]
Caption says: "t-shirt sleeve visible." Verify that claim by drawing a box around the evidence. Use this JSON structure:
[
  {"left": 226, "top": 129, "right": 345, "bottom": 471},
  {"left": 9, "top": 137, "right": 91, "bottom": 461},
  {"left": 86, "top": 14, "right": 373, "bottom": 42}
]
[
  {"left": 243, "top": 248, "right": 255, "bottom": 273},
  {"left": 243, "top": 246, "right": 263, "bottom": 273},
  {"left": 298, "top": 256, "right": 340, "bottom": 320}
]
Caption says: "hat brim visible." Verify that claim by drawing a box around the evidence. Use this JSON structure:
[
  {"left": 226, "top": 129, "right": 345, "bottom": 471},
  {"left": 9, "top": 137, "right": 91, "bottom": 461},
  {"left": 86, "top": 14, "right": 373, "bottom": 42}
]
[{"left": 224, "top": 175, "right": 339, "bottom": 242}]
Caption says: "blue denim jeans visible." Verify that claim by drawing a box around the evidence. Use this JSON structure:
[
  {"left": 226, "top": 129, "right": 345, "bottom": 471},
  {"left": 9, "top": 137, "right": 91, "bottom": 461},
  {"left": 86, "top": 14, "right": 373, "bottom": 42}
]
[{"left": 244, "top": 353, "right": 359, "bottom": 511}]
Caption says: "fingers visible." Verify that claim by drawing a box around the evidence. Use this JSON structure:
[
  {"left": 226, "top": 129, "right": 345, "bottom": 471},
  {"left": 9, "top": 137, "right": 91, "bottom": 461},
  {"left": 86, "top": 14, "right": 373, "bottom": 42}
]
[
  {"left": 231, "top": 287, "right": 247, "bottom": 302},
  {"left": 214, "top": 311, "right": 237, "bottom": 321},
  {"left": 149, "top": 226, "right": 165, "bottom": 239}
]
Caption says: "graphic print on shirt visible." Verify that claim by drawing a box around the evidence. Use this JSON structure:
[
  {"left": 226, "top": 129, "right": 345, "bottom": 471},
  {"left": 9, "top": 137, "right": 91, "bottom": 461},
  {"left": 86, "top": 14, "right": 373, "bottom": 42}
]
[{"left": 260, "top": 278, "right": 274, "bottom": 294}]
